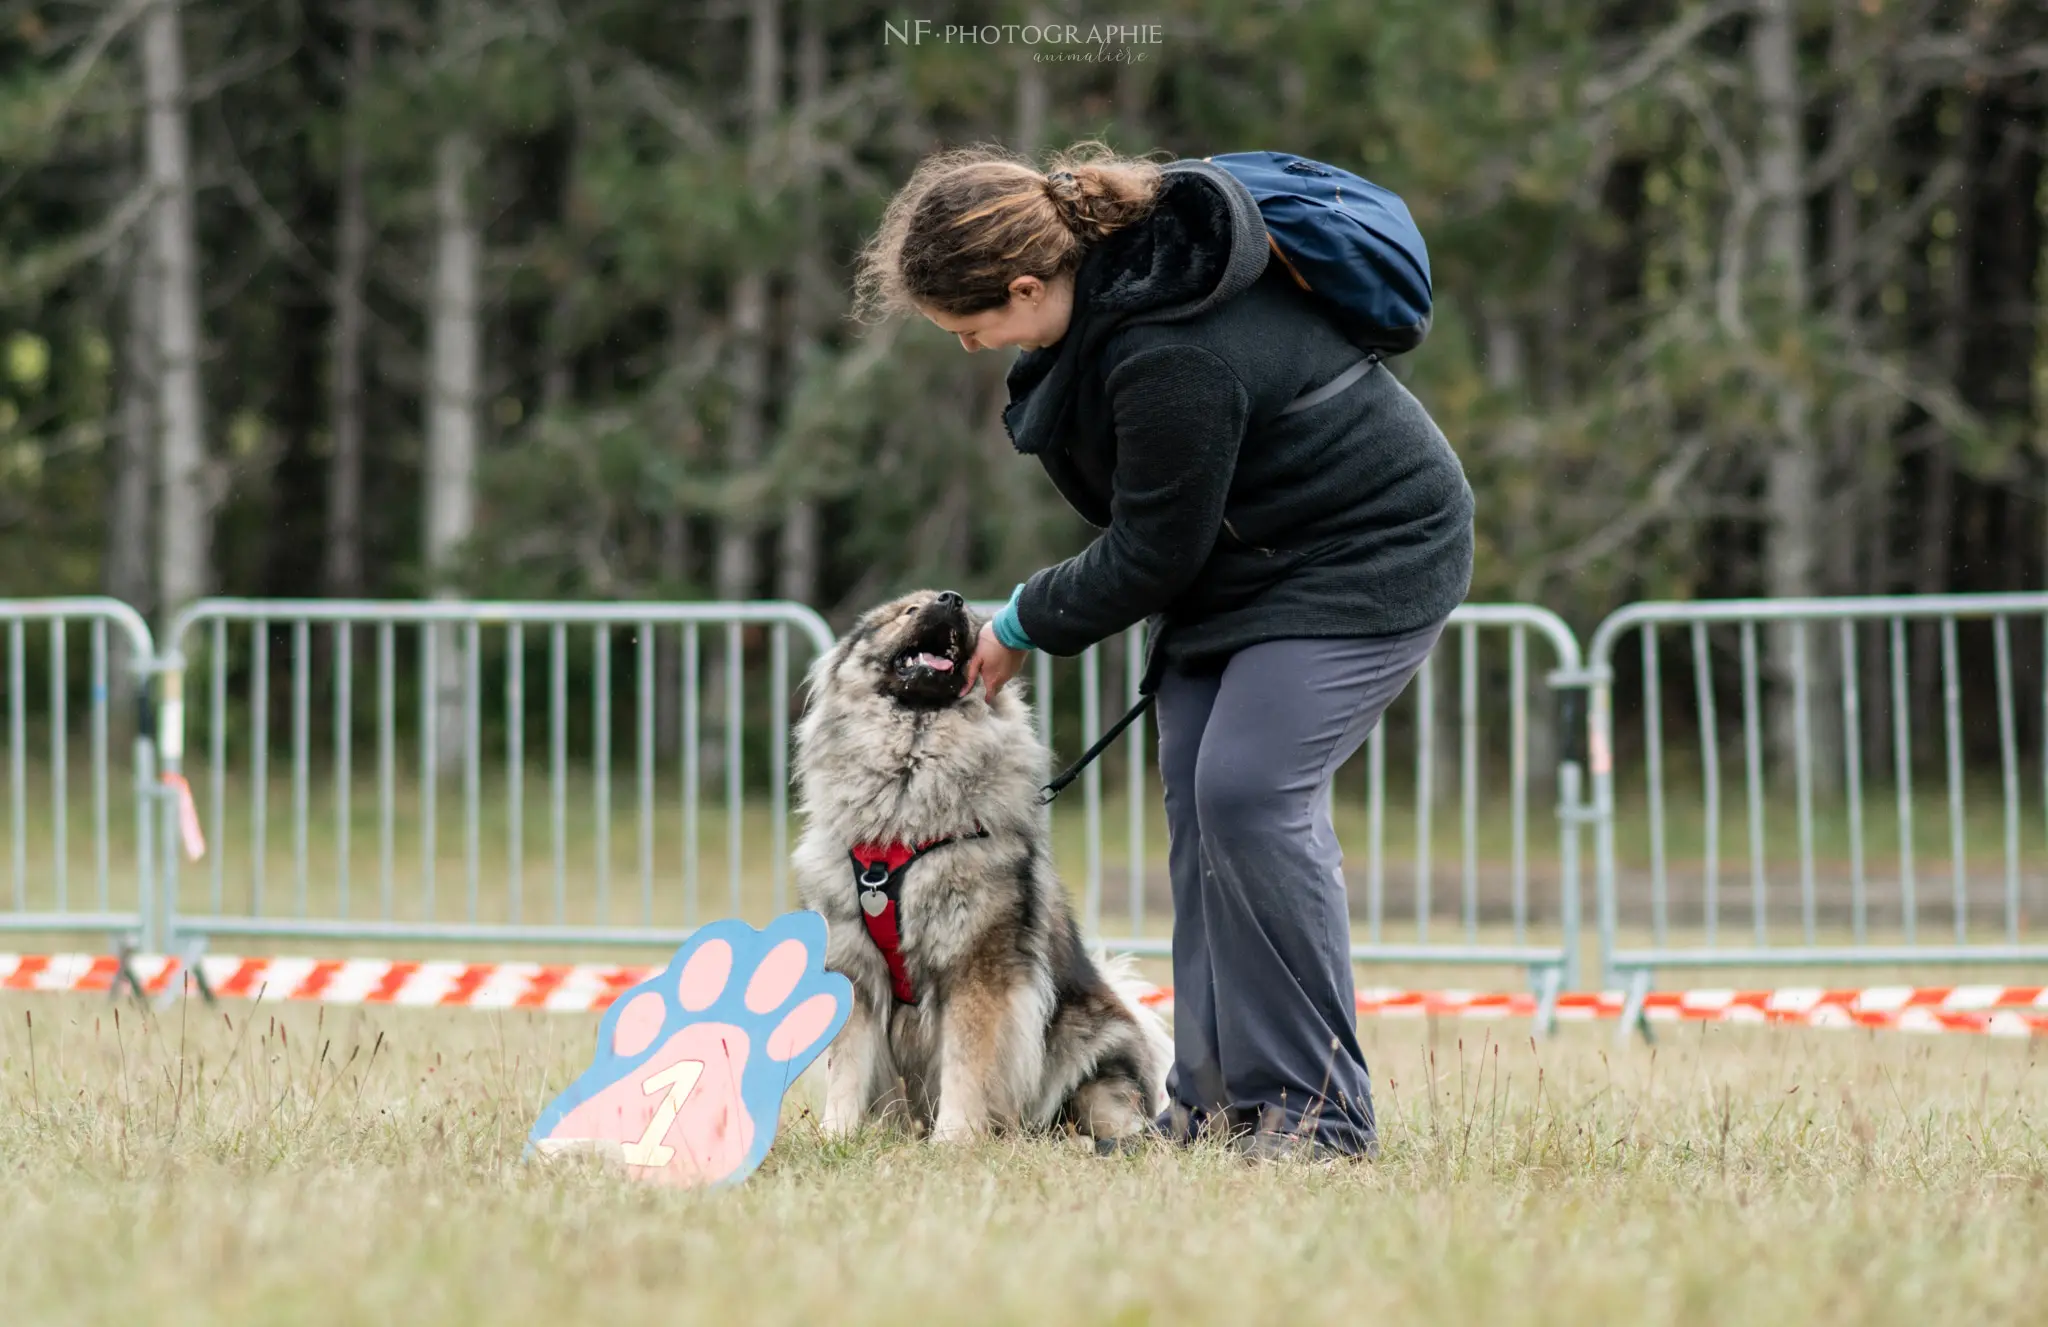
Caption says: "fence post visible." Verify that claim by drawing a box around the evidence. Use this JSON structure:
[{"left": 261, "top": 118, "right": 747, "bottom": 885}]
[
  {"left": 1571, "top": 656, "right": 1618, "bottom": 991},
  {"left": 1548, "top": 665, "right": 1595, "bottom": 991},
  {"left": 131, "top": 650, "right": 160, "bottom": 954},
  {"left": 154, "top": 649, "right": 186, "bottom": 958}
]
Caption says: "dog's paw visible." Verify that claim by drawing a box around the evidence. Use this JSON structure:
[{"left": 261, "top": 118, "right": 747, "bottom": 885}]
[
  {"left": 930, "top": 1111, "right": 988, "bottom": 1145},
  {"left": 528, "top": 913, "right": 852, "bottom": 1187}
]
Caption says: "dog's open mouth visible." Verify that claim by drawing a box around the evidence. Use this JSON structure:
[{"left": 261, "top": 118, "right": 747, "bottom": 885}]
[
  {"left": 893, "top": 633, "right": 964, "bottom": 681},
  {"left": 886, "top": 617, "right": 971, "bottom": 705}
]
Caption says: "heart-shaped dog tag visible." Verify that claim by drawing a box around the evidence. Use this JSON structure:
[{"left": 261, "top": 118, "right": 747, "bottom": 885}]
[{"left": 860, "top": 888, "right": 888, "bottom": 917}]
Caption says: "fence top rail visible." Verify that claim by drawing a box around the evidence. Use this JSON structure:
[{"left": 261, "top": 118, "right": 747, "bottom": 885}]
[
  {"left": 1443, "top": 602, "right": 1583, "bottom": 669},
  {"left": 1586, "top": 592, "right": 2048, "bottom": 670},
  {"left": 966, "top": 599, "right": 1584, "bottom": 670},
  {"left": 0, "top": 597, "right": 154, "bottom": 657},
  {"left": 165, "top": 598, "right": 837, "bottom": 658},
  {"left": 1609, "top": 944, "right": 2048, "bottom": 968}
]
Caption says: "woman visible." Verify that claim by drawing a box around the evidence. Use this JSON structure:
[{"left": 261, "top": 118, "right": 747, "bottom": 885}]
[{"left": 851, "top": 142, "right": 1473, "bottom": 1160}]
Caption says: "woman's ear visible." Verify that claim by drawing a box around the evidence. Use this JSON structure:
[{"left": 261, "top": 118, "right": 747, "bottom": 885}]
[{"left": 1008, "top": 274, "right": 1045, "bottom": 305}]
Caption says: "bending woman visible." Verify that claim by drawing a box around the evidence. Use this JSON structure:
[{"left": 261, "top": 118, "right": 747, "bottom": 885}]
[{"left": 852, "top": 142, "right": 1474, "bottom": 1159}]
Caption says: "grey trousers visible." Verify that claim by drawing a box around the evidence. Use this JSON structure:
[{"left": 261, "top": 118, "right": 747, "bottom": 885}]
[{"left": 1155, "top": 623, "right": 1444, "bottom": 1154}]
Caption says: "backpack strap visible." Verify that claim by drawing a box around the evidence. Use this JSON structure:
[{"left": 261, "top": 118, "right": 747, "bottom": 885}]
[
  {"left": 1279, "top": 353, "right": 1379, "bottom": 417},
  {"left": 1266, "top": 232, "right": 1311, "bottom": 292}
]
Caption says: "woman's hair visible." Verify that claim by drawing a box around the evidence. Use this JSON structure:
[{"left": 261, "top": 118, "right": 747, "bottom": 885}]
[{"left": 851, "top": 140, "right": 1165, "bottom": 323}]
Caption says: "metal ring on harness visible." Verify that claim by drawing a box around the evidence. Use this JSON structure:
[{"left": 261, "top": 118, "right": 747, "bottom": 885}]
[{"left": 858, "top": 861, "right": 892, "bottom": 888}]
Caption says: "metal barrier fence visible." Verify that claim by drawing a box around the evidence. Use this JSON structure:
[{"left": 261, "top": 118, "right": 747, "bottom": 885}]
[
  {"left": 976, "top": 601, "right": 1590, "bottom": 994},
  {"left": 0, "top": 598, "right": 159, "bottom": 950},
  {"left": 0, "top": 595, "right": 1592, "bottom": 1002},
  {"left": 16, "top": 588, "right": 2048, "bottom": 1019},
  {"left": 156, "top": 599, "right": 834, "bottom": 962},
  {"left": 1588, "top": 594, "right": 2048, "bottom": 1013}
]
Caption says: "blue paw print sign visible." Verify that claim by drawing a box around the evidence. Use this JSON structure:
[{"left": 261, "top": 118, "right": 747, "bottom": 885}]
[{"left": 529, "top": 912, "right": 852, "bottom": 1187}]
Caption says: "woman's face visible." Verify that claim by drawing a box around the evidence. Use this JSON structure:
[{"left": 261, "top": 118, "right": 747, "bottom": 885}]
[{"left": 919, "top": 273, "right": 1073, "bottom": 353}]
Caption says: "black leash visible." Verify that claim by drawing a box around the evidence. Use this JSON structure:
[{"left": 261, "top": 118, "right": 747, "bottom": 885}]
[{"left": 1039, "top": 692, "right": 1155, "bottom": 805}]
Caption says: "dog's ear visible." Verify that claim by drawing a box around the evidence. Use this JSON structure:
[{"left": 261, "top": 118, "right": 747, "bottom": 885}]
[
  {"left": 842, "top": 611, "right": 881, "bottom": 649},
  {"left": 798, "top": 610, "right": 879, "bottom": 714}
]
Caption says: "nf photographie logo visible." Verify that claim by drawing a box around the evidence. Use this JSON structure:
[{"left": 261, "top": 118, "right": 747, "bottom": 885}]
[{"left": 883, "top": 19, "right": 1164, "bottom": 62}]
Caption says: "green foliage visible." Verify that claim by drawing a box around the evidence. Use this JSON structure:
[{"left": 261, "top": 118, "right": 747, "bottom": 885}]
[{"left": 0, "top": 0, "right": 2044, "bottom": 624}]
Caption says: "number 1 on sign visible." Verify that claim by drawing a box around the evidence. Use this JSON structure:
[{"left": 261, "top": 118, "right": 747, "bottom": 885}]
[{"left": 618, "top": 1061, "right": 706, "bottom": 1167}]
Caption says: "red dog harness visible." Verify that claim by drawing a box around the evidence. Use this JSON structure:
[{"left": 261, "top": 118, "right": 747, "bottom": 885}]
[{"left": 848, "top": 829, "right": 989, "bottom": 1005}]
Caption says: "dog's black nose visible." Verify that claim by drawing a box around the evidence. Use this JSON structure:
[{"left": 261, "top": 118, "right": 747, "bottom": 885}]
[{"left": 934, "top": 591, "right": 964, "bottom": 609}]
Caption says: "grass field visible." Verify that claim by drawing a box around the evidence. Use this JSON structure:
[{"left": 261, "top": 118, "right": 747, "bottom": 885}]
[{"left": 3, "top": 993, "right": 2044, "bottom": 1325}]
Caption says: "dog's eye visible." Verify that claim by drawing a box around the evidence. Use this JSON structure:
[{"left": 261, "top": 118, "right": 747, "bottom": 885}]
[{"left": 903, "top": 606, "right": 917, "bottom": 617}]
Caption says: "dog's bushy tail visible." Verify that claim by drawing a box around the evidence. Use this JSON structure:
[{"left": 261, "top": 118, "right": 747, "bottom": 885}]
[{"left": 1093, "top": 950, "right": 1174, "bottom": 1114}]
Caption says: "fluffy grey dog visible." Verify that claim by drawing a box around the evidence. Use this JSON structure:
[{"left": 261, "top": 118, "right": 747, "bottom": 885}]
[{"left": 792, "top": 589, "right": 1171, "bottom": 1144}]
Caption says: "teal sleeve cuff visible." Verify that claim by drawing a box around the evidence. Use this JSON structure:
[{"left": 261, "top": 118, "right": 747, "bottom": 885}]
[{"left": 992, "top": 584, "right": 1035, "bottom": 651}]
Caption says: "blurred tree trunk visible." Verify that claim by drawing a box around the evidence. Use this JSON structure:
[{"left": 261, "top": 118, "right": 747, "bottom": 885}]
[
  {"left": 2037, "top": 138, "right": 2048, "bottom": 756},
  {"left": 108, "top": 231, "right": 156, "bottom": 702},
  {"left": 426, "top": 126, "right": 480, "bottom": 772},
  {"left": 656, "top": 500, "right": 693, "bottom": 759},
  {"left": 1911, "top": 92, "right": 1977, "bottom": 754},
  {"left": 1751, "top": 0, "right": 1840, "bottom": 793},
  {"left": 1278, "top": 56, "right": 1305, "bottom": 125},
  {"left": 543, "top": 58, "right": 591, "bottom": 417},
  {"left": 703, "top": 0, "right": 780, "bottom": 780},
  {"left": 656, "top": 294, "right": 701, "bottom": 759},
  {"left": 1486, "top": 297, "right": 1554, "bottom": 793},
  {"left": 2039, "top": 136, "right": 2048, "bottom": 603},
  {"left": 1015, "top": 7, "right": 1047, "bottom": 155},
  {"left": 1823, "top": 0, "right": 1864, "bottom": 603},
  {"left": 1115, "top": 13, "right": 1153, "bottom": 150},
  {"left": 143, "top": 0, "right": 210, "bottom": 628},
  {"left": 1857, "top": 411, "right": 1894, "bottom": 778},
  {"left": 1827, "top": 0, "right": 1883, "bottom": 782},
  {"left": 714, "top": 0, "right": 779, "bottom": 604},
  {"left": 325, "top": 0, "right": 371, "bottom": 599},
  {"left": 1844, "top": 173, "right": 1895, "bottom": 777},
  {"left": 776, "top": 0, "right": 824, "bottom": 607},
  {"left": 977, "top": 8, "right": 1057, "bottom": 593}
]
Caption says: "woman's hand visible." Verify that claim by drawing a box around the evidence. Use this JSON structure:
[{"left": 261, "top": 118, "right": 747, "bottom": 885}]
[{"left": 960, "top": 621, "right": 1027, "bottom": 703}]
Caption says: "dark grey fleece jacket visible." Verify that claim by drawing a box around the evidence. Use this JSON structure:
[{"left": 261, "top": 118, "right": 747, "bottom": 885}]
[{"left": 1002, "top": 158, "right": 1474, "bottom": 676}]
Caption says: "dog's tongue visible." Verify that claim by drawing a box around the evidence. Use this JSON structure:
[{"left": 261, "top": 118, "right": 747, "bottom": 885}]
[{"left": 915, "top": 652, "right": 954, "bottom": 673}]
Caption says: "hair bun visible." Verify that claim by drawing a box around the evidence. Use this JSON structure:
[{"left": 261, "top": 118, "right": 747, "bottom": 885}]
[{"left": 1044, "top": 170, "right": 1090, "bottom": 227}]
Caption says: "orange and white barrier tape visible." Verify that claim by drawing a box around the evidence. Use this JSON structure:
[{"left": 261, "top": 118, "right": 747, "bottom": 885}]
[
  {"left": 0, "top": 952, "right": 654, "bottom": 1012},
  {"left": 1, "top": 952, "right": 2042, "bottom": 1037},
  {"left": 1604, "top": 985, "right": 2048, "bottom": 1037},
  {"left": 1144, "top": 983, "right": 2048, "bottom": 1038}
]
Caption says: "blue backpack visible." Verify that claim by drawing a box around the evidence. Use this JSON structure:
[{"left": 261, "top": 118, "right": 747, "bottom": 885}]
[{"left": 1207, "top": 151, "right": 1433, "bottom": 356}]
